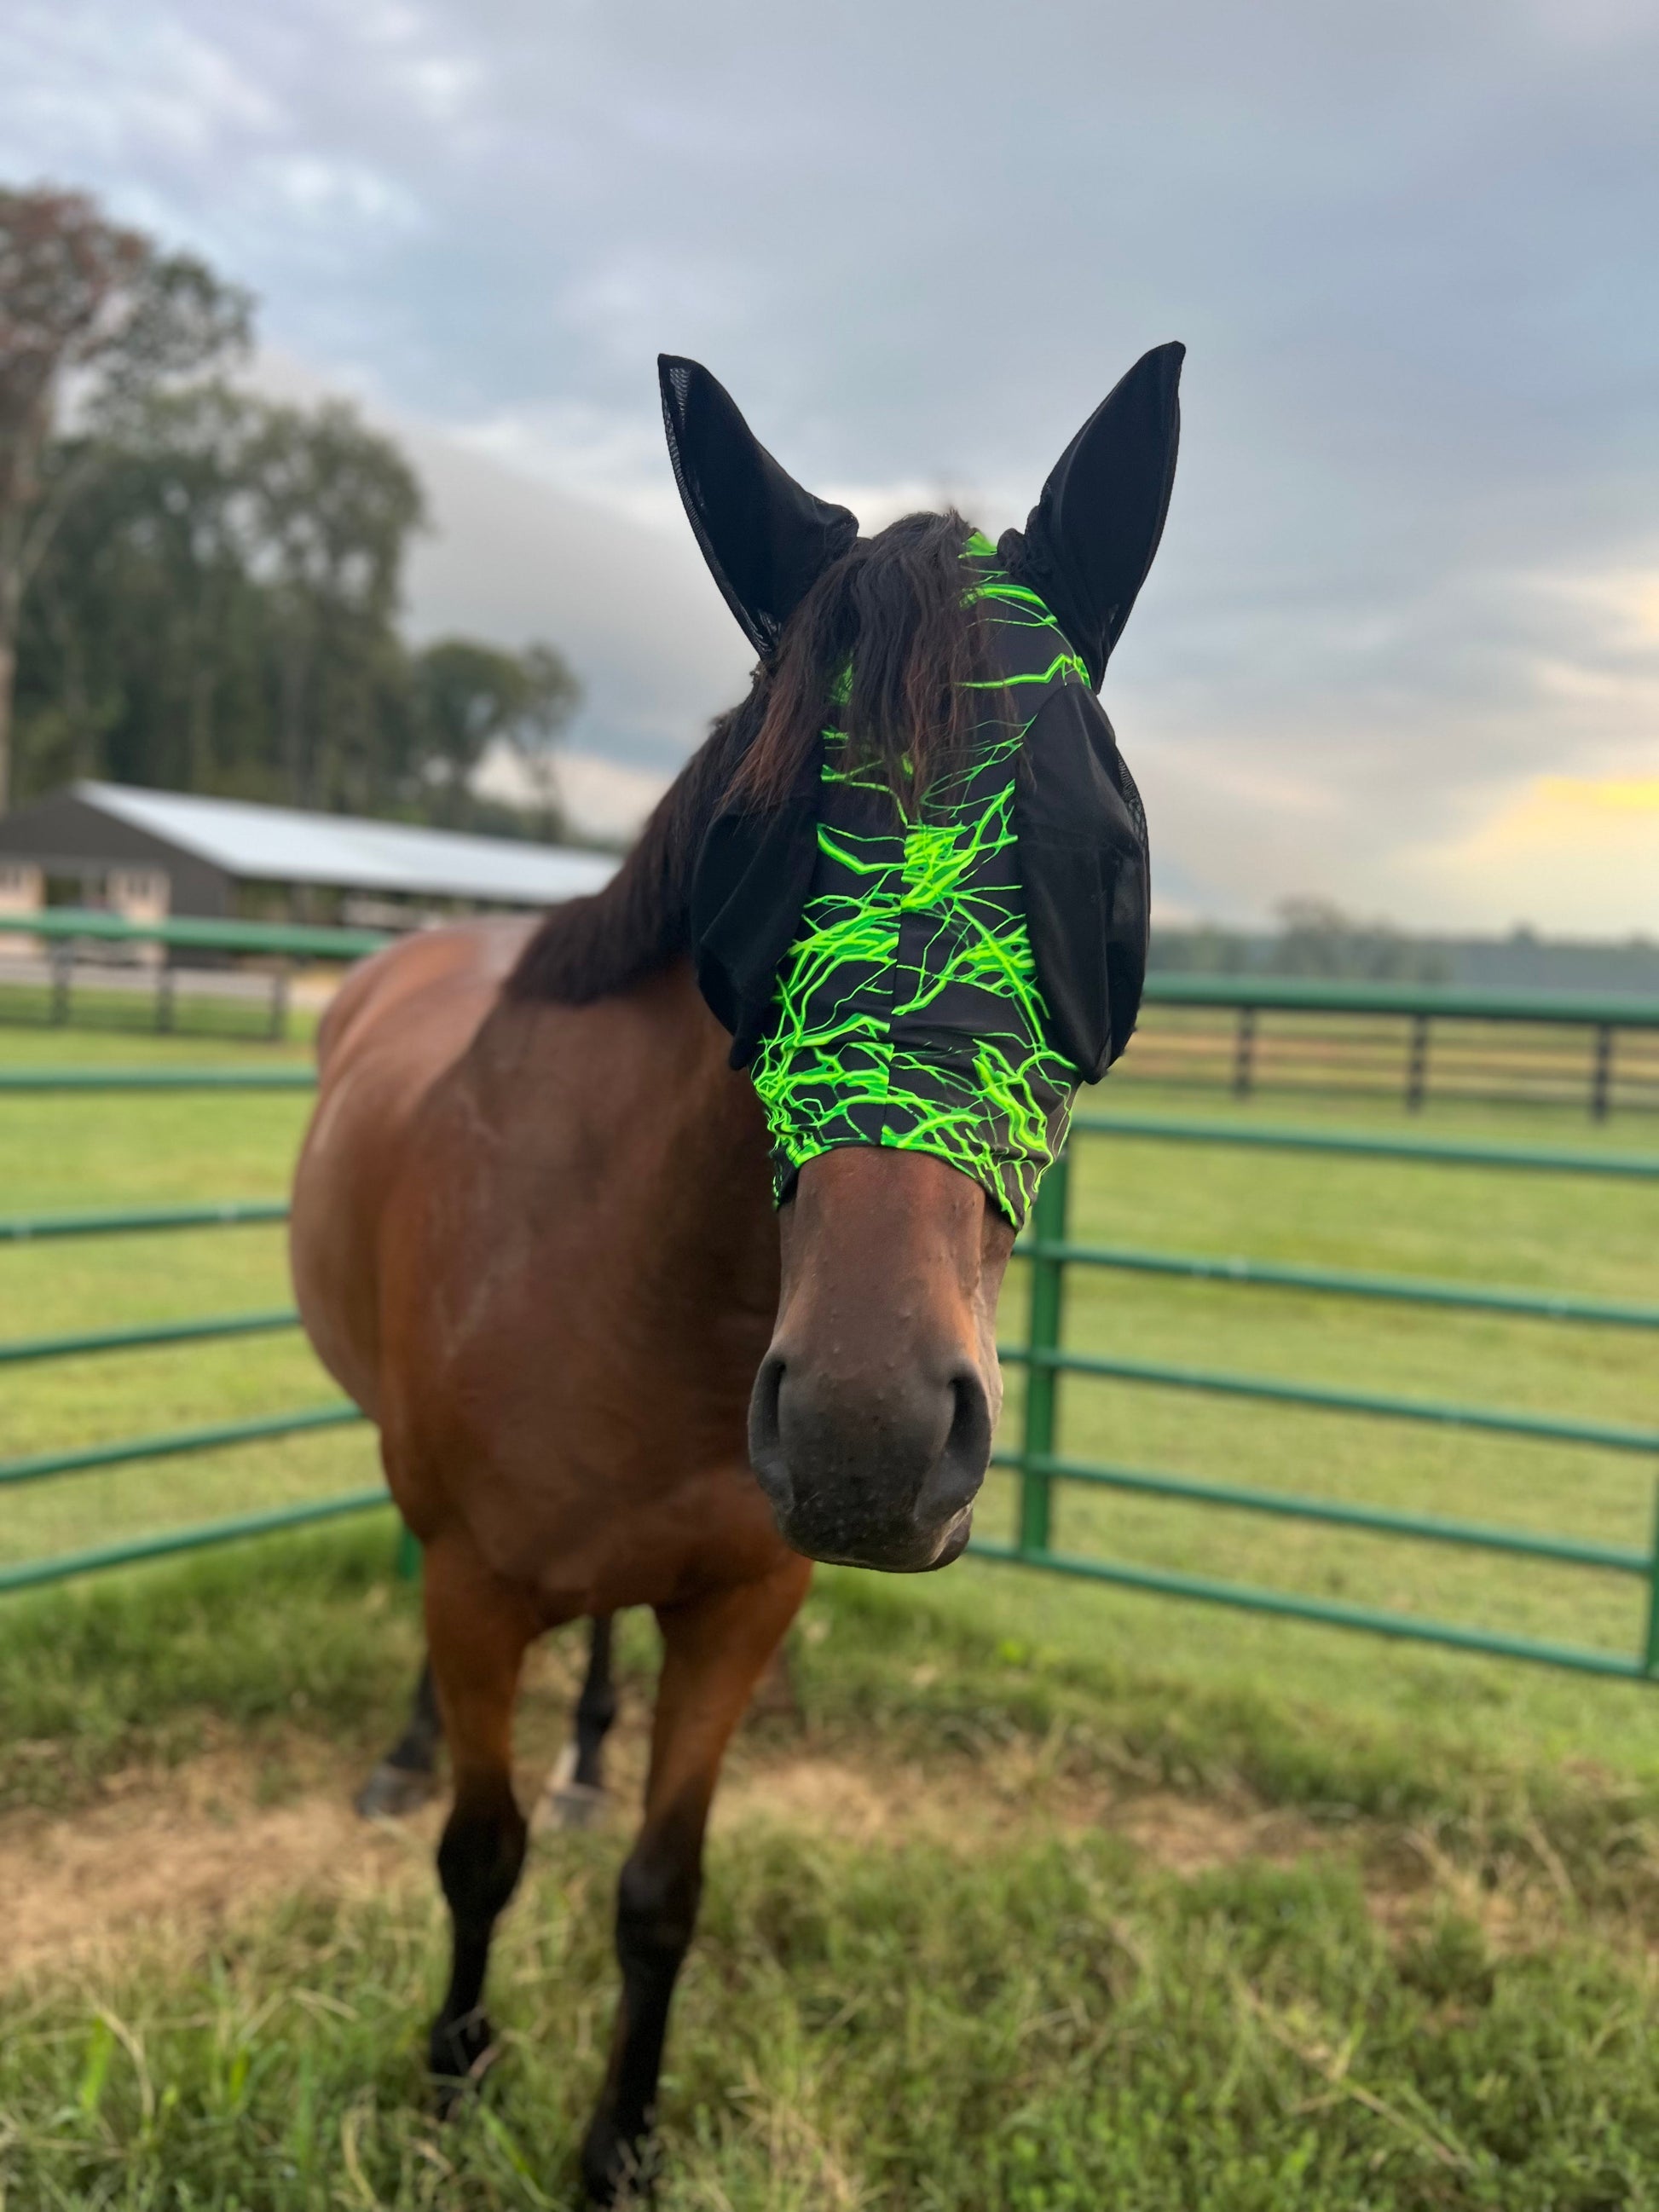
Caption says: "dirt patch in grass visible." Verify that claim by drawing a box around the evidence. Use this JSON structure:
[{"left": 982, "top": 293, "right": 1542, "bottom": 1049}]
[
  {"left": 0, "top": 1703, "right": 1420, "bottom": 1988},
  {"left": 0, "top": 1741, "right": 437, "bottom": 1979},
  {"left": 0, "top": 1631, "right": 1600, "bottom": 1984}
]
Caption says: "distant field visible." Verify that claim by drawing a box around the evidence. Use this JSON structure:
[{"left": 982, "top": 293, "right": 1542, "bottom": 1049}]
[{"left": 2, "top": 1019, "right": 1658, "bottom": 1773}]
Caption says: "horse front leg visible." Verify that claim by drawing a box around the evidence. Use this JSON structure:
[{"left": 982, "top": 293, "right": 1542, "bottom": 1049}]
[
  {"left": 580, "top": 1555, "right": 811, "bottom": 2205},
  {"left": 422, "top": 1536, "right": 542, "bottom": 2102}
]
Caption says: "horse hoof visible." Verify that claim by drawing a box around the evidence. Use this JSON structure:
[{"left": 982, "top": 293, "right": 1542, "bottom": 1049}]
[
  {"left": 535, "top": 1745, "right": 609, "bottom": 1833},
  {"left": 580, "top": 2117, "right": 652, "bottom": 2204},
  {"left": 542, "top": 1779, "right": 608, "bottom": 1832},
  {"left": 354, "top": 1760, "right": 439, "bottom": 1820},
  {"left": 430, "top": 2010, "right": 495, "bottom": 2113}
]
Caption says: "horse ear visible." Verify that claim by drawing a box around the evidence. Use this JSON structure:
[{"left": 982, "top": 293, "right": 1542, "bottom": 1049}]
[
  {"left": 658, "top": 355, "right": 859, "bottom": 663},
  {"left": 998, "top": 341, "right": 1184, "bottom": 689}
]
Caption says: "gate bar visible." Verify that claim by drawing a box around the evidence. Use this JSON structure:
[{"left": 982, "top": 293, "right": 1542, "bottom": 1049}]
[
  {"left": 1020, "top": 1241, "right": 1659, "bottom": 1329},
  {"left": 0, "top": 1404, "right": 366, "bottom": 1488},
  {"left": 0, "top": 1067, "right": 315, "bottom": 1092},
  {"left": 998, "top": 1345, "right": 1659, "bottom": 1455},
  {"left": 1072, "top": 1112, "right": 1659, "bottom": 1179},
  {"left": 991, "top": 1449, "right": 1650, "bottom": 1574},
  {"left": 1016, "top": 1151, "right": 1068, "bottom": 1553},
  {"left": 1, "top": 1199, "right": 288, "bottom": 1242},
  {"left": 0, "top": 1488, "right": 390, "bottom": 1596},
  {"left": 968, "top": 1539, "right": 1650, "bottom": 1680},
  {"left": 0, "top": 1309, "right": 300, "bottom": 1366}
]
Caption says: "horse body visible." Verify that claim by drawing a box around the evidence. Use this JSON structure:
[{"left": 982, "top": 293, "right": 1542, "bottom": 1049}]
[
  {"left": 292, "top": 920, "right": 531, "bottom": 1421},
  {"left": 299, "top": 928, "right": 789, "bottom": 1616}
]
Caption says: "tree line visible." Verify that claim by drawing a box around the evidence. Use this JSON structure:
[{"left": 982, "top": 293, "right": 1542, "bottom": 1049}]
[
  {"left": 0, "top": 185, "right": 580, "bottom": 833},
  {"left": 1150, "top": 899, "right": 1452, "bottom": 983}
]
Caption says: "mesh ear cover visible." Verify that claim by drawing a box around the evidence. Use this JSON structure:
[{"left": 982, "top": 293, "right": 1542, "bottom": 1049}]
[
  {"left": 998, "top": 341, "right": 1184, "bottom": 690},
  {"left": 659, "top": 355, "right": 859, "bottom": 661}
]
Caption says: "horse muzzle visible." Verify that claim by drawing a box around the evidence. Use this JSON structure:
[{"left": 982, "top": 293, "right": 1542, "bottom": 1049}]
[{"left": 746, "top": 1350, "right": 991, "bottom": 1573}]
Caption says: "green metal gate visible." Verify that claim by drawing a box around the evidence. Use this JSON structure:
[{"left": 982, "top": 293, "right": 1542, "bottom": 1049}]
[
  {"left": 985, "top": 1115, "right": 1659, "bottom": 1679},
  {"left": 3, "top": 909, "right": 1657, "bottom": 1678}
]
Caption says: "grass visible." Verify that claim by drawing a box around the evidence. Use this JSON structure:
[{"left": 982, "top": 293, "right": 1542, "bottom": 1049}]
[
  {"left": 12, "top": 1821, "right": 1659, "bottom": 2209},
  {"left": 8, "top": 1545, "right": 1659, "bottom": 2205},
  {"left": 3, "top": 1017, "right": 1659, "bottom": 2204}
]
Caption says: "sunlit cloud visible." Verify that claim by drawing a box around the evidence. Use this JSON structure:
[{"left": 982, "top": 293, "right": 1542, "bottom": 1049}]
[{"left": 1396, "top": 771, "right": 1659, "bottom": 934}]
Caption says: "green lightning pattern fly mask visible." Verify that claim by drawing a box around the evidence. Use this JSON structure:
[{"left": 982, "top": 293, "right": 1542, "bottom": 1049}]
[
  {"left": 660, "top": 346, "right": 1182, "bottom": 1228},
  {"left": 749, "top": 540, "right": 1092, "bottom": 1225}
]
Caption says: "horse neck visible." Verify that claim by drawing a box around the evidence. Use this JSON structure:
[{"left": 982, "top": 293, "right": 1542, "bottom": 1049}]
[{"left": 493, "top": 957, "right": 778, "bottom": 1320}]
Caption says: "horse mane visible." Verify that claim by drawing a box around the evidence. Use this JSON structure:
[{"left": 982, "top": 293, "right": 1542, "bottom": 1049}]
[
  {"left": 508, "top": 508, "right": 992, "bottom": 1005},
  {"left": 506, "top": 692, "right": 759, "bottom": 1004}
]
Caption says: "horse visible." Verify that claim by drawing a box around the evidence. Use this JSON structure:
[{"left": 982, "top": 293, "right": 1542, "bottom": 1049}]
[{"left": 290, "top": 342, "right": 1181, "bottom": 2202}]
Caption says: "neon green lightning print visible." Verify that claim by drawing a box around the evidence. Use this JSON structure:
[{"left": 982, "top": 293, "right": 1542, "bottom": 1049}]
[{"left": 749, "top": 535, "right": 1089, "bottom": 1227}]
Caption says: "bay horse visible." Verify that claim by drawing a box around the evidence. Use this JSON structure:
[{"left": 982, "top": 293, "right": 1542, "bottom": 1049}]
[{"left": 291, "top": 344, "right": 1181, "bottom": 2201}]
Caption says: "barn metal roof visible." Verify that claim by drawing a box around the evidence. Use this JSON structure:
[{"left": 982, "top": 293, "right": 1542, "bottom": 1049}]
[{"left": 71, "top": 782, "right": 619, "bottom": 905}]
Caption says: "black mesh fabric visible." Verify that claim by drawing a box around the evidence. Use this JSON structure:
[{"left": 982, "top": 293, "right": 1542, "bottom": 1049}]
[
  {"left": 658, "top": 355, "right": 859, "bottom": 661},
  {"left": 998, "top": 340, "right": 1184, "bottom": 690}
]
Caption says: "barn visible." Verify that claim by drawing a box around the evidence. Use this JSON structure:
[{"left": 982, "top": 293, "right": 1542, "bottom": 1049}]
[{"left": 0, "top": 779, "right": 617, "bottom": 931}]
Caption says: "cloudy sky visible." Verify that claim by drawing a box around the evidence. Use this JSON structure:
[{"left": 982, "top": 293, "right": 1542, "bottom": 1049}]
[{"left": 4, "top": 0, "right": 1658, "bottom": 929}]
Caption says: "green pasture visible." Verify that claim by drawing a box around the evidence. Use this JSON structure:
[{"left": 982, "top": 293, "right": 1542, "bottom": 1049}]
[
  {"left": 3, "top": 1020, "right": 1656, "bottom": 1770},
  {"left": 7, "top": 1541, "right": 1659, "bottom": 2207}
]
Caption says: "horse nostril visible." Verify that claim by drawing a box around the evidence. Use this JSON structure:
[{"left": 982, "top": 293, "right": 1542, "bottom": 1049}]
[
  {"left": 747, "top": 1354, "right": 790, "bottom": 1506},
  {"left": 916, "top": 1370, "right": 992, "bottom": 1527}
]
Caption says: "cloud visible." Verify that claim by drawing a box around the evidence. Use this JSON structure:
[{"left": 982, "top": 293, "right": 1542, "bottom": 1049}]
[
  {"left": 1398, "top": 773, "right": 1659, "bottom": 933},
  {"left": 475, "top": 742, "right": 667, "bottom": 844}
]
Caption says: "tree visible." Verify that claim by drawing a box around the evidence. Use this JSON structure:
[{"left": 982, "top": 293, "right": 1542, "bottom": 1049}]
[
  {"left": 509, "top": 643, "right": 583, "bottom": 836},
  {"left": 1270, "top": 898, "right": 1450, "bottom": 984},
  {"left": 13, "top": 384, "right": 424, "bottom": 811},
  {"left": 412, "top": 636, "right": 581, "bottom": 831},
  {"left": 14, "top": 377, "right": 581, "bottom": 835},
  {"left": 0, "top": 186, "right": 251, "bottom": 806},
  {"left": 239, "top": 396, "right": 425, "bottom": 811},
  {"left": 412, "top": 638, "right": 531, "bottom": 822}
]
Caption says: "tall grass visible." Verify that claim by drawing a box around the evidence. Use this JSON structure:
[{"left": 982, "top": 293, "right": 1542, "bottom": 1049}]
[{"left": 5, "top": 1770, "right": 1659, "bottom": 2208}]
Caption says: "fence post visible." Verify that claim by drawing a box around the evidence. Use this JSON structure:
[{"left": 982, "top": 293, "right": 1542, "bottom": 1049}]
[
  {"left": 1644, "top": 1476, "right": 1659, "bottom": 1677},
  {"left": 1591, "top": 1025, "right": 1615, "bottom": 1123},
  {"left": 49, "top": 944, "right": 72, "bottom": 1026},
  {"left": 1232, "top": 1006, "right": 1257, "bottom": 1099},
  {"left": 268, "top": 960, "right": 291, "bottom": 1043},
  {"left": 1405, "top": 1013, "right": 1431, "bottom": 1112},
  {"left": 1018, "top": 1146, "right": 1071, "bottom": 1556},
  {"left": 396, "top": 1523, "right": 421, "bottom": 1581}
]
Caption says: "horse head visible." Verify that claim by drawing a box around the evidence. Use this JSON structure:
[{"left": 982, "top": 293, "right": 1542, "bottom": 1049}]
[{"left": 664, "top": 347, "right": 1183, "bottom": 1572}]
